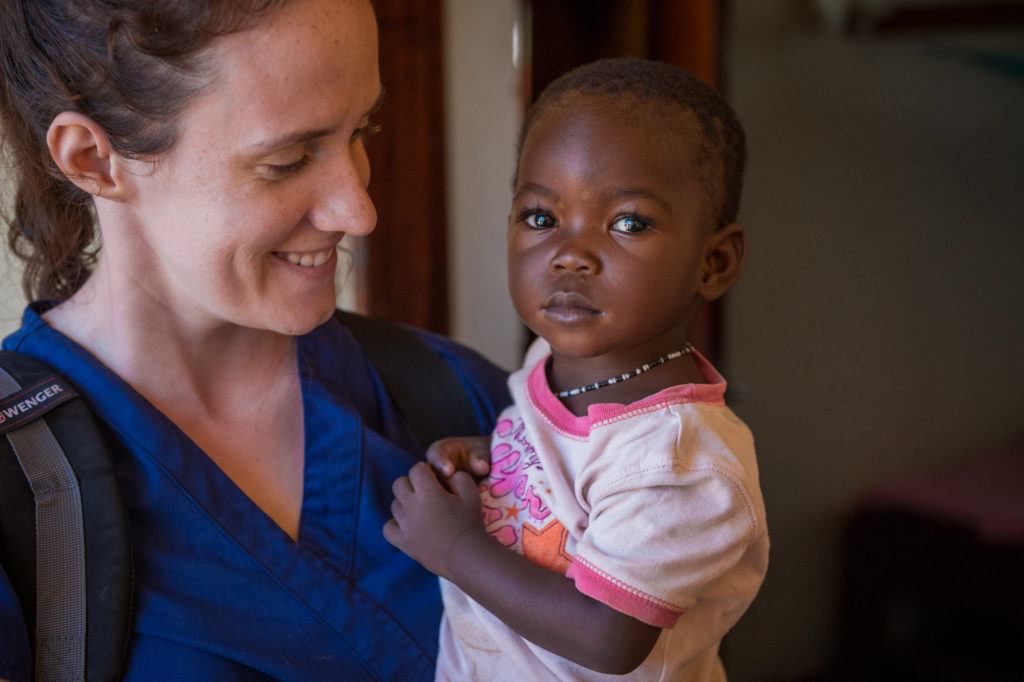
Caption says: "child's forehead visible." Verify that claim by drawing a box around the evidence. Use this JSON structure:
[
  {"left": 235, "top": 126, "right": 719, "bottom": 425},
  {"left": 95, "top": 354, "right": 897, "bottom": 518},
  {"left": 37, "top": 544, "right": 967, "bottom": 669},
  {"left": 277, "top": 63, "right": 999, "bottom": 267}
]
[
  {"left": 518, "top": 93, "right": 721, "bottom": 226},
  {"left": 524, "top": 95, "right": 706, "bottom": 175},
  {"left": 530, "top": 93, "right": 704, "bottom": 156}
]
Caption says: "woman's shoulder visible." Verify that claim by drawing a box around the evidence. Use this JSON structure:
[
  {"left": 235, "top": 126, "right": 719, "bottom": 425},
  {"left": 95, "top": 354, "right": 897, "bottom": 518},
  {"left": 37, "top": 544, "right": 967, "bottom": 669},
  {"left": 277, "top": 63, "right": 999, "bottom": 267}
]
[
  {"left": 406, "top": 325, "right": 508, "bottom": 390},
  {"left": 322, "top": 312, "right": 511, "bottom": 434},
  {"left": 323, "top": 311, "right": 507, "bottom": 390},
  {"left": 1, "top": 303, "right": 52, "bottom": 354}
]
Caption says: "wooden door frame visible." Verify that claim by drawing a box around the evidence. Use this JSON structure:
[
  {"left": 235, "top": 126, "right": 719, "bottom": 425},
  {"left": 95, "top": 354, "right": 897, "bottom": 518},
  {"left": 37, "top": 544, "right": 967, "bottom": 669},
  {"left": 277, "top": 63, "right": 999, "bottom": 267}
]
[{"left": 363, "top": 0, "right": 450, "bottom": 333}]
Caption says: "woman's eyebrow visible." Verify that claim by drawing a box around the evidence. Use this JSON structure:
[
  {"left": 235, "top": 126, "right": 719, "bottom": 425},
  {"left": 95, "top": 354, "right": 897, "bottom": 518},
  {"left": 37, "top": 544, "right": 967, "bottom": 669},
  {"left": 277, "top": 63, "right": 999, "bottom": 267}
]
[
  {"left": 246, "top": 87, "right": 386, "bottom": 153},
  {"left": 248, "top": 127, "right": 336, "bottom": 153}
]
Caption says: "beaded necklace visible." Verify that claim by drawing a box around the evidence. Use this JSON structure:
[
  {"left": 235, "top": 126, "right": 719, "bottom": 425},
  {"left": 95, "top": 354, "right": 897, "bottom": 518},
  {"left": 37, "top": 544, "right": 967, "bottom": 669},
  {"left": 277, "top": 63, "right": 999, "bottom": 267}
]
[{"left": 555, "top": 344, "right": 695, "bottom": 398}]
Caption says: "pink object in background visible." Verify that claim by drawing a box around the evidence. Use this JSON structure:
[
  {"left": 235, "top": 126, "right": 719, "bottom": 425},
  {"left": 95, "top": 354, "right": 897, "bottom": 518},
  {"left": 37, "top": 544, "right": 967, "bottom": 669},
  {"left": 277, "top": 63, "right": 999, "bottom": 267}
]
[{"left": 860, "top": 435, "right": 1024, "bottom": 544}]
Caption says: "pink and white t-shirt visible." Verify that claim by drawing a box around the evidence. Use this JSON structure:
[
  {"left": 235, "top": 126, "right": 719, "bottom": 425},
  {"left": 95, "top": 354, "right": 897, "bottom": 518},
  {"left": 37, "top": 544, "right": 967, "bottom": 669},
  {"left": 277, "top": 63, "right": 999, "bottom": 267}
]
[{"left": 437, "top": 341, "right": 769, "bottom": 681}]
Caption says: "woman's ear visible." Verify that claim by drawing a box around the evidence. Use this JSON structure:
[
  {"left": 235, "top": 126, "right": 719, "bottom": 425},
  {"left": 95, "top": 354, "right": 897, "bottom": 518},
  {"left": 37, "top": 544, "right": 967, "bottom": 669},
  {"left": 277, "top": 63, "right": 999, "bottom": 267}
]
[
  {"left": 698, "top": 222, "right": 748, "bottom": 302},
  {"left": 46, "top": 112, "right": 129, "bottom": 200}
]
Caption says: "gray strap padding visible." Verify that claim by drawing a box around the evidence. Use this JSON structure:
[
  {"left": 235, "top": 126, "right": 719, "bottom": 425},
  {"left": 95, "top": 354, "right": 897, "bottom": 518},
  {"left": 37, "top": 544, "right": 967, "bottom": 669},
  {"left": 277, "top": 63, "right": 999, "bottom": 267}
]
[{"left": 0, "top": 367, "right": 86, "bottom": 682}]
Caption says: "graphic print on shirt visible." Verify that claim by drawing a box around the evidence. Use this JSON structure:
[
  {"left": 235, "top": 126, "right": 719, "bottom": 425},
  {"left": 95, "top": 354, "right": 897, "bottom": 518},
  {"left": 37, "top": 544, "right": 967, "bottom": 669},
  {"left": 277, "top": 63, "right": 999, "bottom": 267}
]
[{"left": 481, "top": 417, "right": 574, "bottom": 573}]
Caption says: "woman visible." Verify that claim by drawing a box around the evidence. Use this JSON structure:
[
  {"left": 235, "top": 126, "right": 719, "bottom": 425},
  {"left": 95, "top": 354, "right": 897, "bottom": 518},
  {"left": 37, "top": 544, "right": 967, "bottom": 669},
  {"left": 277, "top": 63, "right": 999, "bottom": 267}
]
[{"left": 0, "top": 0, "right": 507, "bottom": 679}]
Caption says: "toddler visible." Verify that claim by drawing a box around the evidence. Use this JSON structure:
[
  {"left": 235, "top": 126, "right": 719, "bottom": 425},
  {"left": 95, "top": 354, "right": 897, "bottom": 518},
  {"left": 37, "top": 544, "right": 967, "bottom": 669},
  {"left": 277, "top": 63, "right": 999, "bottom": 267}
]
[{"left": 384, "top": 57, "right": 768, "bottom": 681}]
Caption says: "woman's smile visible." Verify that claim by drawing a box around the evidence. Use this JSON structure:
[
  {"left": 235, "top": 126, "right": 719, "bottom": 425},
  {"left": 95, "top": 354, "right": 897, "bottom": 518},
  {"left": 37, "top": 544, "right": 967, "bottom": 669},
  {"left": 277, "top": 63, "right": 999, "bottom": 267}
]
[{"left": 273, "top": 245, "right": 337, "bottom": 268}]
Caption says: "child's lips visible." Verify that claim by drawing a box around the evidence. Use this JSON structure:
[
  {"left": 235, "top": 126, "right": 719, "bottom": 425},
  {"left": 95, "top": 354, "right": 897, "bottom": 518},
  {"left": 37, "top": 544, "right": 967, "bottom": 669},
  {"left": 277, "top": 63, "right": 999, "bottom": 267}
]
[{"left": 542, "top": 292, "right": 601, "bottom": 322}]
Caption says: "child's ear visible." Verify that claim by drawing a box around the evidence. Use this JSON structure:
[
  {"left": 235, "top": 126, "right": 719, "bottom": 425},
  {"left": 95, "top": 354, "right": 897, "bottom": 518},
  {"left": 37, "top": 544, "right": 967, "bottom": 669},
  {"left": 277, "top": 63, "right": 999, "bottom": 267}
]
[
  {"left": 698, "top": 222, "right": 747, "bottom": 302},
  {"left": 46, "top": 111, "right": 131, "bottom": 201}
]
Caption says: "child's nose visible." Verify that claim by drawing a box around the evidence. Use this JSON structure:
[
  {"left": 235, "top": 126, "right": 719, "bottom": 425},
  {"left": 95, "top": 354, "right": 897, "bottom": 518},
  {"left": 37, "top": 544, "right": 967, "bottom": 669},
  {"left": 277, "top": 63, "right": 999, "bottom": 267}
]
[{"left": 550, "top": 235, "right": 601, "bottom": 275}]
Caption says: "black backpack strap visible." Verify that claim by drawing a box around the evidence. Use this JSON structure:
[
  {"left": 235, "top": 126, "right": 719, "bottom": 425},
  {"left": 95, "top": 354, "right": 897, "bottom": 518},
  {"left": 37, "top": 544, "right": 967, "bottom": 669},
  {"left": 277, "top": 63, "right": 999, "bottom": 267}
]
[
  {"left": 0, "top": 351, "right": 132, "bottom": 682},
  {"left": 335, "top": 311, "right": 481, "bottom": 448},
  {"left": 0, "top": 316, "right": 475, "bottom": 679}
]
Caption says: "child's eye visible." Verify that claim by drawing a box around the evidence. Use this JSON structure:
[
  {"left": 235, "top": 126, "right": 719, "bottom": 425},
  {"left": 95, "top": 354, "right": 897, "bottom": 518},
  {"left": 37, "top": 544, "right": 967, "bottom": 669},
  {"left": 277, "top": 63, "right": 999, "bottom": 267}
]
[
  {"left": 522, "top": 211, "right": 557, "bottom": 230},
  {"left": 610, "top": 214, "right": 652, "bottom": 234},
  {"left": 263, "top": 153, "right": 314, "bottom": 179}
]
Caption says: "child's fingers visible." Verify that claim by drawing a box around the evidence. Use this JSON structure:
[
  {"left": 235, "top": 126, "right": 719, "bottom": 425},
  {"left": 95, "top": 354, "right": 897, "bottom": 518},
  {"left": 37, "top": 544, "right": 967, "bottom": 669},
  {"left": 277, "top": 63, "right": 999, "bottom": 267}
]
[
  {"left": 426, "top": 436, "right": 494, "bottom": 478},
  {"left": 408, "top": 461, "right": 442, "bottom": 491},
  {"left": 465, "top": 436, "right": 492, "bottom": 476},
  {"left": 391, "top": 475, "right": 412, "bottom": 500},
  {"left": 450, "top": 471, "right": 479, "bottom": 499},
  {"left": 390, "top": 497, "right": 405, "bottom": 523},
  {"left": 470, "top": 452, "right": 491, "bottom": 476},
  {"left": 382, "top": 518, "right": 403, "bottom": 548},
  {"left": 425, "top": 438, "right": 460, "bottom": 477}
]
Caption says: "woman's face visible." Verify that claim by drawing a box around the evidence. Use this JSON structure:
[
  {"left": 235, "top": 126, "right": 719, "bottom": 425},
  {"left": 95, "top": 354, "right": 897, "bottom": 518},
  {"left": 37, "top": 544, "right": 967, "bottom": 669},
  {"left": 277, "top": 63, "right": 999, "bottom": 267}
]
[{"left": 123, "top": 0, "right": 381, "bottom": 335}]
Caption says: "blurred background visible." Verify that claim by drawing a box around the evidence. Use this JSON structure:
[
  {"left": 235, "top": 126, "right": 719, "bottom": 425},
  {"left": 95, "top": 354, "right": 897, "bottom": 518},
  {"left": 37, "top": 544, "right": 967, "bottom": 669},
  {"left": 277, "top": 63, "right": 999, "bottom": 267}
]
[{"left": 1, "top": 0, "right": 1022, "bottom": 679}]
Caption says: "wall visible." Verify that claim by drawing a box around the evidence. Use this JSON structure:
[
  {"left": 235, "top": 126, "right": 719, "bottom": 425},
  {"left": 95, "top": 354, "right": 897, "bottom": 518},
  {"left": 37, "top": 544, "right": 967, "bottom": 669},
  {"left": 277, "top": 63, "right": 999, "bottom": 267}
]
[
  {"left": 0, "top": 156, "right": 24, "bottom": 335},
  {"left": 722, "top": 2, "right": 1024, "bottom": 679},
  {"left": 443, "top": 0, "right": 523, "bottom": 370},
  {"left": 0, "top": 261, "right": 22, "bottom": 336}
]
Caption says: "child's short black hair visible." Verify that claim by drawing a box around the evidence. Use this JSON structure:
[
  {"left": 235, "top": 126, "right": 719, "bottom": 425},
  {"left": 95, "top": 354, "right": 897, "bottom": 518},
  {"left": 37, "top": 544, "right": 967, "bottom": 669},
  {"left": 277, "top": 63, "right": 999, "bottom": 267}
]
[{"left": 516, "top": 57, "right": 747, "bottom": 227}]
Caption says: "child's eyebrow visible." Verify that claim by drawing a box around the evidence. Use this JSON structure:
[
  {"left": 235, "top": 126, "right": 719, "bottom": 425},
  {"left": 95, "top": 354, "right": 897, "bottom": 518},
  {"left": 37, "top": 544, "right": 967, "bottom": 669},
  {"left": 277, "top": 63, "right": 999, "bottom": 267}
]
[
  {"left": 512, "top": 183, "right": 673, "bottom": 214},
  {"left": 513, "top": 182, "right": 556, "bottom": 201},
  {"left": 610, "top": 188, "right": 672, "bottom": 212}
]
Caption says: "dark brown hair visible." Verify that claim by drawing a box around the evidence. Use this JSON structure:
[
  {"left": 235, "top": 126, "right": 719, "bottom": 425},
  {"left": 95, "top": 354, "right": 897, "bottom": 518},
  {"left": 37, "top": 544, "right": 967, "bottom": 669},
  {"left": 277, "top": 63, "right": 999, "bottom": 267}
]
[{"left": 0, "top": 0, "right": 288, "bottom": 301}]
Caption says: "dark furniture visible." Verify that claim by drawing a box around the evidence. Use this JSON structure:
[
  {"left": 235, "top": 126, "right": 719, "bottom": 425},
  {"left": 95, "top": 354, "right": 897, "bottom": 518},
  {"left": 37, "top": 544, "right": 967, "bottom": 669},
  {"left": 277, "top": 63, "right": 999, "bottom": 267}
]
[{"left": 835, "top": 439, "right": 1024, "bottom": 681}]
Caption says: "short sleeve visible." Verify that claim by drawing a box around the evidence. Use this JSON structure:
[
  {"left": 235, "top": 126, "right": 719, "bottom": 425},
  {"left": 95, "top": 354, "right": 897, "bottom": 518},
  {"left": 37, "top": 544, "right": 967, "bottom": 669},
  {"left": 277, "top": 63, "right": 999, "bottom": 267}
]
[
  {"left": 0, "top": 561, "right": 31, "bottom": 682},
  {"left": 566, "top": 467, "right": 758, "bottom": 628}
]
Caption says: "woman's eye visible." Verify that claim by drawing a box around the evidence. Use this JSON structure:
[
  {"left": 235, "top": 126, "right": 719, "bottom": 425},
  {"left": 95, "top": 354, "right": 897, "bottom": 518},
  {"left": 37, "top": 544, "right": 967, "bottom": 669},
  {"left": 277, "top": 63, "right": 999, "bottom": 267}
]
[
  {"left": 523, "top": 212, "right": 557, "bottom": 229},
  {"left": 264, "top": 153, "right": 313, "bottom": 179},
  {"left": 610, "top": 214, "right": 652, "bottom": 234}
]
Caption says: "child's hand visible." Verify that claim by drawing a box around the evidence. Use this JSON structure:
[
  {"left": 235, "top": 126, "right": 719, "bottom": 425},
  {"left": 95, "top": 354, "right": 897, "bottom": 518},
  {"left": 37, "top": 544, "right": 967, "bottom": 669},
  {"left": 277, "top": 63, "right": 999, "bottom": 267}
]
[
  {"left": 383, "top": 462, "right": 487, "bottom": 578},
  {"left": 426, "top": 436, "right": 492, "bottom": 480}
]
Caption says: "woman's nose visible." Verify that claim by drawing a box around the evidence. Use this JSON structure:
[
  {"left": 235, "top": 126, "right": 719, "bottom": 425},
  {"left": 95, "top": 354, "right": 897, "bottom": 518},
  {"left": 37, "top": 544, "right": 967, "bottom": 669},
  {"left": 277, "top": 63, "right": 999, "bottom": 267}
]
[{"left": 311, "top": 144, "right": 377, "bottom": 236}]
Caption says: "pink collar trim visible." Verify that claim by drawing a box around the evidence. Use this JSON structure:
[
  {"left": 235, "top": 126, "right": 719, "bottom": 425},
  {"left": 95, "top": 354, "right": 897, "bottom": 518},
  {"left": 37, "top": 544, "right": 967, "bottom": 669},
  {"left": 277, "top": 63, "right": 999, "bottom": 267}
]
[{"left": 526, "top": 349, "right": 727, "bottom": 439}]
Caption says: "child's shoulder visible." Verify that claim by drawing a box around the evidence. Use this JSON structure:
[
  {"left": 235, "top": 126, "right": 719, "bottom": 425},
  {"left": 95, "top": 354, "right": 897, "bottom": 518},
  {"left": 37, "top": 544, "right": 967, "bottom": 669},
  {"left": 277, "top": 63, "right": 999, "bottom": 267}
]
[
  {"left": 590, "top": 402, "right": 759, "bottom": 500},
  {"left": 619, "top": 398, "right": 751, "bottom": 452}
]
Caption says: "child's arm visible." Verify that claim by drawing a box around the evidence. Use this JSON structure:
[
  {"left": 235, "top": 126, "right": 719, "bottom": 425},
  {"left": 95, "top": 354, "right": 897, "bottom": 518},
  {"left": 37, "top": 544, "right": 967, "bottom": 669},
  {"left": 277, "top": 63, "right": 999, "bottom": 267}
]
[{"left": 382, "top": 462, "right": 661, "bottom": 675}]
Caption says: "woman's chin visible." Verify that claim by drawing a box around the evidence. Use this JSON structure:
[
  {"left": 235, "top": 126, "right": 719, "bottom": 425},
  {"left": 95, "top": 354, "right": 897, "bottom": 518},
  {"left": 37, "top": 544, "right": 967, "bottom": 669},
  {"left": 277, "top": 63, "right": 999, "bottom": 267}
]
[{"left": 254, "top": 298, "right": 338, "bottom": 337}]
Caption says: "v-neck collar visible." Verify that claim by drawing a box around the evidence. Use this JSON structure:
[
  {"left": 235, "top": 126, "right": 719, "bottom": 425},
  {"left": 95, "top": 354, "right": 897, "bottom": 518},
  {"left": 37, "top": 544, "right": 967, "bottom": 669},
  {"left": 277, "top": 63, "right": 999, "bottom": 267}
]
[
  {"left": 6, "top": 304, "right": 368, "bottom": 558},
  {"left": 2, "top": 305, "right": 439, "bottom": 676}
]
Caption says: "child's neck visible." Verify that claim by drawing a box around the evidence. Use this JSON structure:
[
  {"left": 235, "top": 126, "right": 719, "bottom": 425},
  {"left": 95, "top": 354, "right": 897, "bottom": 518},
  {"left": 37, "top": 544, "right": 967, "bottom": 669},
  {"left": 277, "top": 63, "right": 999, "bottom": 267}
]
[{"left": 547, "top": 352, "right": 706, "bottom": 417}]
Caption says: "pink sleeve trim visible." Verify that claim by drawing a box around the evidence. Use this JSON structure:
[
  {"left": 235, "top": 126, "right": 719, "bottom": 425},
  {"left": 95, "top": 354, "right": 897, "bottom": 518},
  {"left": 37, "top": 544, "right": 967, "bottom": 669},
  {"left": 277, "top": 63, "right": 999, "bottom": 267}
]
[{"left": 567, "top": 556, "right": 684, "bottom": 628}]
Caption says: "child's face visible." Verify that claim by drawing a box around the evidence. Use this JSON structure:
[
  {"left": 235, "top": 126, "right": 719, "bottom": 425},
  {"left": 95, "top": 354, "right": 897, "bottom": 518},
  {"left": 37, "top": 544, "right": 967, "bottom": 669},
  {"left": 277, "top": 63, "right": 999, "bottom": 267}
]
[{"left": 509, "top": 96, "right": 713, "bottom": 365}]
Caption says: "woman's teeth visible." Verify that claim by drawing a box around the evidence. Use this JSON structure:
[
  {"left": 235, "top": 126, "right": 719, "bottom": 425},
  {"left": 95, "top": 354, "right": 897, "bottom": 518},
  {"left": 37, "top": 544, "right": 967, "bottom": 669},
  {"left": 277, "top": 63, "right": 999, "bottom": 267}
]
[{"left": 280, "top": 248, "right": 333, "bottom": 267}]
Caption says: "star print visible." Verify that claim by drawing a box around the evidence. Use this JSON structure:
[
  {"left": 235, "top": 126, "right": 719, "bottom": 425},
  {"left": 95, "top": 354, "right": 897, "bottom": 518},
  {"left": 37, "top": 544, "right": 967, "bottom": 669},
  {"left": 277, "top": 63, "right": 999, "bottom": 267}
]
[{"left": 504, "top": 504, "right": 522, "bottom": 521}]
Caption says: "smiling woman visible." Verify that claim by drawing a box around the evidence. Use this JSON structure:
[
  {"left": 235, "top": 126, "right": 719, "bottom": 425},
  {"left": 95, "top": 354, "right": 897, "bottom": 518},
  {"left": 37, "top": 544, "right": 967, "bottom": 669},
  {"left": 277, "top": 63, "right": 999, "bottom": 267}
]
[
  {"left": 64, "top": 0, "right": 383, "bottom": 338},
  {"left": 0, "top": 0, "right": 509, "bottom": 679}
]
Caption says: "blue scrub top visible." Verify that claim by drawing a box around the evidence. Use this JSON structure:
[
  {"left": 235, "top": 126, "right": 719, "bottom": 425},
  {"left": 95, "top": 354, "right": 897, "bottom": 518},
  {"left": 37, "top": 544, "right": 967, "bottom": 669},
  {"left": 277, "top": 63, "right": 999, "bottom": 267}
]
[{"left": 0, "top": 304, "right": 510, "bottom": 681}]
